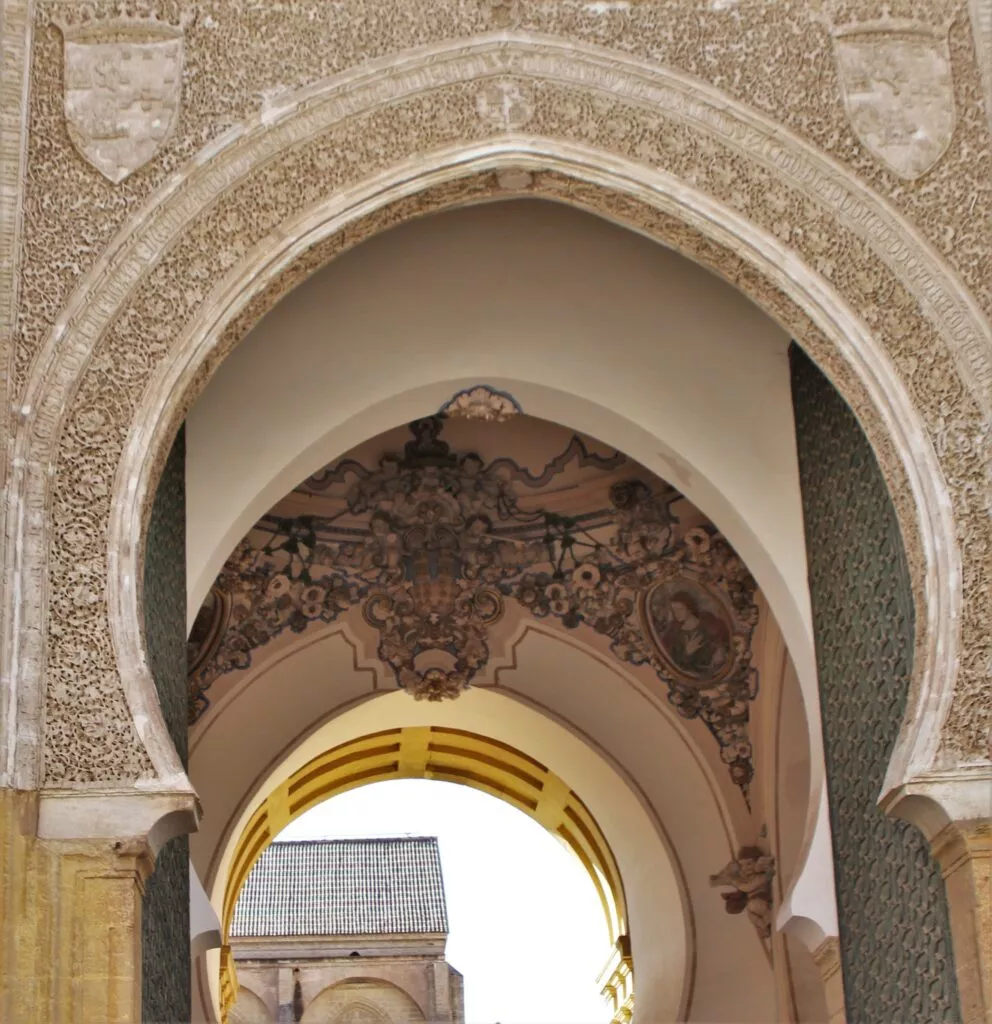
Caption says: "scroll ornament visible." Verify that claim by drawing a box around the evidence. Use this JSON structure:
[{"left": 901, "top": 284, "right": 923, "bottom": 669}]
[{"left": 190, "top": 417, "right": 761, "bottom": 794}]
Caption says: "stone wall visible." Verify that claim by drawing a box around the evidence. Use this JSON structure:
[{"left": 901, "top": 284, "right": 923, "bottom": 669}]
[
  {"left": 141, "top": 427, "right": 191, "bottom": 1023},
  {"left": 231, "top": 953, "right": 464, "bottom": 1023},
  {"left": 790, "top": 345, "right": 960, "bottom": 1023}
]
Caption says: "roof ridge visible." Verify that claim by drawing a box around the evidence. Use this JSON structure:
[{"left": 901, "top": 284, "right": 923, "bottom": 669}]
[{"left": 271, "top": 835, "right": 440, "bottom": 846}]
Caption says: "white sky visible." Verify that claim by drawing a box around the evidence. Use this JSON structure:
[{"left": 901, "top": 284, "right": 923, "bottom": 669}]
[{"left": 277, "top": 779, "right": 611, "bottom": 1024}]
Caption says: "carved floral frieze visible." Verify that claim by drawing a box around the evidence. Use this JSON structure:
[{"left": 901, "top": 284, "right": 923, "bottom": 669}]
[{"left": 189, "top": 418, "right": 761, "bottom": 794}]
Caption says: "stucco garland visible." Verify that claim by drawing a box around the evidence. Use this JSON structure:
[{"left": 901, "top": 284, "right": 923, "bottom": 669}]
[{"left": 8, "top": 36, "right": 989, "bottom": 788}]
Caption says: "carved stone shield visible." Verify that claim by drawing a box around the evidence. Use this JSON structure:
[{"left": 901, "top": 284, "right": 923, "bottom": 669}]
[
  {"left": 59, "top": 18, "right": 183, "bottom": 183},
  {"left": 831, "top": 21, "right": 955, "bottom": 180}
]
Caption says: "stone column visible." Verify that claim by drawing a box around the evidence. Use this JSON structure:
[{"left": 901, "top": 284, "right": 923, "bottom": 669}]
[
  {"left": 0, "top": 788, "right": 196, "bottom": 1024},
  {"left": 934, "top": 823, "right": 992, "bottom": 1024},
  {"left": 275, "top": 963, "right": 301, "bottom": 1022}
]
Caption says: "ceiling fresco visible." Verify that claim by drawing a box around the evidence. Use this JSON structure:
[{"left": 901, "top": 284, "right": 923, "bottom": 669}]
[{"left": 188, "top": 416, "right": 761, "bottom": 794}]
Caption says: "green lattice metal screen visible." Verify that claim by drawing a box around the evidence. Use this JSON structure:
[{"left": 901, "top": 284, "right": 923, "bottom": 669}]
[{"left": 790, "top": 345, "right": 959, "bottom": 1024}]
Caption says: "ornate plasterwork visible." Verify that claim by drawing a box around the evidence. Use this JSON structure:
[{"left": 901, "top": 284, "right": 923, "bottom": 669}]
[
  {"left": 2, "top": 34, "right": 988, "bottom": 788},
  {"left": 972, "top": 0, "right": 992, "bottom": 131},
  {"left": 0, "top": 0, "right": 33, "bottom": 790},
  {"left": 12, "top": 0, "right": 992, "bottom": 395},
  {"left": 190, "top": 419, "right": 761, "bottom": 792},
  {"left": 709, "top": 846, "right": 776, "bottom": 940},
  {"left": 439, "top": 385, "right": 522, "bottom": 422}
]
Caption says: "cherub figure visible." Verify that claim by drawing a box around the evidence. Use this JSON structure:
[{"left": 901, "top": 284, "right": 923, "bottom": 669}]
[
  {"left": 361, "top": 510, "right": 402, "bottom": 581},
  {"left": 709, "top": 846, "right": 775, "bottom": 939}
]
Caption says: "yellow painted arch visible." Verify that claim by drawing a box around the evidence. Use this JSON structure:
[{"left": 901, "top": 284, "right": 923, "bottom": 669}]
[{"left": 221, "top": 726, "right": 633, "bottom": 1020}]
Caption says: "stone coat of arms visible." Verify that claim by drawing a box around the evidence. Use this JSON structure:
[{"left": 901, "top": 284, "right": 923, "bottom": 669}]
[
  {"left": 57, "top": 17, "right": 183, "bottom": 183},
  {"left": 831, "top": 20, "right": 955, "bottom": 180}
]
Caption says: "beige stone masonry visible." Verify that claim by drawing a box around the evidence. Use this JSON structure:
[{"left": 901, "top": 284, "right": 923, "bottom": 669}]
[
  {"left": 812, "top": 937, "right": 846, "bottom": 1024},
  {"left": 932, "top": 822, "right": 992, "bottom": 1024},
  {"left": 0, "top": 789, "right": 151, "bottom": 1023},
  {"left": 0, "top": 786, "right": 199, "bottom": 1023}
]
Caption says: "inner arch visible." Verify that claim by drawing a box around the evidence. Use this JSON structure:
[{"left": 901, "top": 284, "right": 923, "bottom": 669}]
[
  {"left": 186, "top": 198, "right": 815, "bottom": 767},
  {"left": 201, "top": 686, "right": 694, "bottom": 1023},
  {"left": 183, "top": 201, "right": 836, "bottom": 1005},
  {"left": 188, "top": 397, "right": 816, "bottom": 1022},
  {"left": 222, "top": 728, "right": 631, "bottom": 1018}
]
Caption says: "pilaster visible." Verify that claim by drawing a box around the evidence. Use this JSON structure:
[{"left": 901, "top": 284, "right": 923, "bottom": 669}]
[
  {"left": 811, "top": 937, "right": 846, "bottom": 1024},
  {"left": 930, "top": 822, "right": 992, "bottom": 1024},
  {"left": 0, "top": 789, "right": 152, "bottom": 1023},
  {"left": 430, "top": 959, "right": 453, "bottom": 1021},
  {"left": 883, "top": 765, "right": 992, "bottom": 1024},
  {"left": 0, "top": 784, "right": 199, "bottom": 1023}
]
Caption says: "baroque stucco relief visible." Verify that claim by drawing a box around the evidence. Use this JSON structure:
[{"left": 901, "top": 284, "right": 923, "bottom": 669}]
[
  {"left": 0, "top": 7, "right": 987, "bottom": 792},
  {"left": 188, "top": 417, "right": 762, "bottom": 793},
  {"left": 710, "top": 846, "right": 776, "bottom": 940}
]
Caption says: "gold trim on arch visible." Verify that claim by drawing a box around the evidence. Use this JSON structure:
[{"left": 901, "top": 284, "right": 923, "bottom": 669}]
[{"left": 220, "top": 726, "right": 631, "bottom": 1021}]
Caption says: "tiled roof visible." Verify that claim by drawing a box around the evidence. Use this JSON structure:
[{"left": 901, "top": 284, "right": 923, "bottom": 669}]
[{"left": 230, "top": 836, "right": 449, "bottom": 938}]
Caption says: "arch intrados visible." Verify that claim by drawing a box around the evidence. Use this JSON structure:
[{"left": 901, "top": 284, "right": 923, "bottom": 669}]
[
  {"left": 187, "top": 371, "right": 817, "bottom": 798},
  {"left": 196, "top": 622, "right": 713, "bottom": 898},
  {"left": 10, "top": 34, "right": 968, "bottom": 809},
  {"left": 200, "top": 673, "right": 695, "bottom": 1023},
  {"left": 222, "top": 727, "right": 628, "bottom": 948}
]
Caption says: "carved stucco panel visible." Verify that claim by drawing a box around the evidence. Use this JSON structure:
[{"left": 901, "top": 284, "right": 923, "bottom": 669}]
[
  {"left": 12, "top": 2, "right": 991, "bottom": 402},
  {"left": 31, "top": 55, "right": 988, "bottom": 782}
]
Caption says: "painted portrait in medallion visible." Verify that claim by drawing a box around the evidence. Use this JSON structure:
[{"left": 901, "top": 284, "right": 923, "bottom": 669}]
[{"left": 642, "top": 577, "right": 734, "bottom": 684}]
